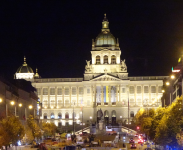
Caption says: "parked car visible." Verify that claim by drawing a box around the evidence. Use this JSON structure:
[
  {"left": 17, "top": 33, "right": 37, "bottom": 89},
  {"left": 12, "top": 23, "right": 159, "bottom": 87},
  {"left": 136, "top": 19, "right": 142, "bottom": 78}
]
[
  {"left": 129, "top": 138, "right": 135, "bottom": 143},
  {"left": 131, "top": 144, "right": 137, "bottom": 149},
  {"left": 138, "top": 138, "right": 144, "bottom": 144}
]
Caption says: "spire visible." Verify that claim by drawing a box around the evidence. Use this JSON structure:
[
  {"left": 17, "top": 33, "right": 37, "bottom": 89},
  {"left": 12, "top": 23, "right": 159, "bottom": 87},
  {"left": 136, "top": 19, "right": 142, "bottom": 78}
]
[
  {"left": 102, "top": 13, "right": 109, "bottom": 33},
  {"left": 23, "top": 56, "right": 27, "bottom": 66},
  {"left": 116, "top": 38, "right": 119, "bottom": 47},
  {"left": 34, "top": 68, "right": 39, "bottom": 78}
]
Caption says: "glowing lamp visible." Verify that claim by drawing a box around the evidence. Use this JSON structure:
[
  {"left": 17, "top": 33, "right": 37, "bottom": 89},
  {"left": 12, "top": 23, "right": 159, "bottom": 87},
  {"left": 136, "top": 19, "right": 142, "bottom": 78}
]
[
  {"left": 166, "top": 82, "right": 170, "bottom": 86},
  {"left": 10, "top": 101, "right": 15, "bottom": 105},
  {"left": 0, "top": 98, "right": 2, "bottom": 103},
  {"left": 29, "top": 105, "right": 33, "bottom": 109},
  {"left": 162, "top": 89, "right": 165, "bottom": 93},
  {"left": 19, "top": 103, "right": 22, "bottom": 107},
  {"left": 171, "top": 75, "right": 175, "bottom": 79}
]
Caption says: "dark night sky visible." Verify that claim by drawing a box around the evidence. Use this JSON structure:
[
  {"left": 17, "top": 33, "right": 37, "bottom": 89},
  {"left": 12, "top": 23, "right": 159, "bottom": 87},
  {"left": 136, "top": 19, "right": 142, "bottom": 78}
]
[{"left": 1, "top": 1, "right": 183, "bottom": 79}]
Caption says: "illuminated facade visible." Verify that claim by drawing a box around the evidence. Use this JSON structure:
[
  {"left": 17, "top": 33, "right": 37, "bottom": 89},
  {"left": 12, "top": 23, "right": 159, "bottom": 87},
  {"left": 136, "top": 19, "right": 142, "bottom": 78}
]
[{"left": 15, "top": 15, "right": 165, "bottom": 127}]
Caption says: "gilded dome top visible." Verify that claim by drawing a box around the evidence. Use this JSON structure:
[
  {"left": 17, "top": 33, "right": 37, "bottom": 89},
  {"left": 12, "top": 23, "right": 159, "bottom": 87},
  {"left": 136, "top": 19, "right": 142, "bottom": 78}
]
[
  {"left": 95, "top": 14, "right": 116, "bottom": 47},
  {"left": 16, "top": 57, "right": 34, "bottom": 73}
]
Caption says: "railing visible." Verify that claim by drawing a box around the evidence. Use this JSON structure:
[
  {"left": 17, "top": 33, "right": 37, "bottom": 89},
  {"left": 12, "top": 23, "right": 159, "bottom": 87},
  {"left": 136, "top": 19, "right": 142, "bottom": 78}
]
[
  {"left": 33, "top": 78, "right": 83, "bottom": 83},
  {"left": 128, "top": 76, "right": 168, "bottom": 81}
]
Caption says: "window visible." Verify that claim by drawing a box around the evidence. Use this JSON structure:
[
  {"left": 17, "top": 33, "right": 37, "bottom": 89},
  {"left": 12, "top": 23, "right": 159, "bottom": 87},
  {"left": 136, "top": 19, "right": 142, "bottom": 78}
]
[
  {"left": 37, "top": 88, "right": 41, "bottom": 95},
  {"left": 158, "top": 86, "right": 162, "bottom": 93},
  {"left": 43, "top": 88, "right": 48, "bottom": 95},
  {"left": 87, "top": 100, "right": 90, "bottom": 106},
  {"left": 58, "top": 122, "right": 62, "bottom": 127},
  {"left": 130, "top": 111, "right": 134, "bottom": 117},
  {"left": 58, "top": 113, "right": 62, "bottom": 119},
  {"left": 50, "top": 88, "right": 55, "bottom": 95},
  {"left": 72, "top": 87, "right": 76, "bottom": 95},
  {"left": 51, "top": 113, "right": 55, "bottom": 119},
  {"left": 96, "top": 56, "right": 100, "bottom": 64},
  {"left": 122, "top": 88, "right": 126, "bottom": 93},
  {"left": 65, "top": 112, "right": 69, "bottom": 119},
  {"left": 50, "top": 100, "right": 55, "bottom": 107},
  {"left": 137, "top": 86, "right": 141, "bottom": 94},
  {"left": 111, "top": 55, "right": 116, "bottom": 64},
  {"left": 144, "top": 86, "right": 149, "bottom": 93},
  {"left": 87, "top": 88, "right": 90, "bottom": 94},
  {"left": 44, "top": 113, "right": 47, "bottom": 119},
  {"left": 129, "top": 86, "right": 134, "bottom": 94},
  {"left": 104, "top": 55, "right": 108, "bottom": 64},
  {"left": 57, "top": 88, "right": 62, "bottom": 95},
  {"left": 65, "top": 99, "right": 69, "bottom": 106},
  {"left": 151, "top": 86, "right": 156, "bottom": 93},
  {"left": 65, "top": 88, "right": 69, "bottom": 95},
  {"left": 79, "top": 87, "right": 83, "bottom": 95}
]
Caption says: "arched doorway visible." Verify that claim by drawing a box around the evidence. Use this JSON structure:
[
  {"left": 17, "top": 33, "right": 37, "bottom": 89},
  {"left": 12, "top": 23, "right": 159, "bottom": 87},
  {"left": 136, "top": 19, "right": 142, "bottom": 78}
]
[
  {"left": 104, "top": 110, "right": 109, "bottom": 125},
  {"left": 111, "top": 110, "right": 116, "bottom": 125}
]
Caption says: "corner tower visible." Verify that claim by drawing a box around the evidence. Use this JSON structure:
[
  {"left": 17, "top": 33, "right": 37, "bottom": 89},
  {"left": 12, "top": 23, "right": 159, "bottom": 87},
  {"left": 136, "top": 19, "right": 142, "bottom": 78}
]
[{"left": 84, "top": 14, "right": 128, "bottom": 80}]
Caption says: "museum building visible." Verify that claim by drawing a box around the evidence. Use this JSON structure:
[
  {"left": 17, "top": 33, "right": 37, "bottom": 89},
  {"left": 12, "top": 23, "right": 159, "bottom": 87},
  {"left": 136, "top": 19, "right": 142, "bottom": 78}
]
[{"left": 15, "top": 15, "right": 166, "bottom": 127}]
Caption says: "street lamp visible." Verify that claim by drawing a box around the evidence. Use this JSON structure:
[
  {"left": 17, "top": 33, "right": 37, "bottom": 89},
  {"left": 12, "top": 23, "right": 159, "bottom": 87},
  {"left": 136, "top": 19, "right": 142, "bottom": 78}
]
[
  {"left": 29, "top": 105, "right": 33, "bottom": 109},
  {"left": 171, "top": 75, "right": 175, "bottom": 79},
  {"left": 19, "top": 103, "right": 22, "bottom": 107},
  {"left": 0, "top": 98, "right": 2, "bottom": 103},
  {"left": 166, "top": 82, "right": 170, "bottom": 86},
  {"left": 10, "top": 101, "right": 15, "bottom": 105}
]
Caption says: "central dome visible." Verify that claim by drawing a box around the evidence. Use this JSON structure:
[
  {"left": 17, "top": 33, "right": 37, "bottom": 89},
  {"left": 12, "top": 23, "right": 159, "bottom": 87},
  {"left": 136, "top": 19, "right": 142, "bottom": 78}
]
[
  {"left": 16, "top": 57, "right": 34, "bottom": 73},
  {"left": 95, "top": 32, "right": 116, "bottom": 46},
  {"left": 95, "top": 14, "right": 116, "bottom": 47}
]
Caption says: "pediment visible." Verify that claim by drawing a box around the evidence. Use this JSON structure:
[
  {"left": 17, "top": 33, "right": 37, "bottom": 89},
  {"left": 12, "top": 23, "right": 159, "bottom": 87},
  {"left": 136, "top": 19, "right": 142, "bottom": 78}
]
[{"left": 91, "top": 74, "right": 121, "bottom": 81}]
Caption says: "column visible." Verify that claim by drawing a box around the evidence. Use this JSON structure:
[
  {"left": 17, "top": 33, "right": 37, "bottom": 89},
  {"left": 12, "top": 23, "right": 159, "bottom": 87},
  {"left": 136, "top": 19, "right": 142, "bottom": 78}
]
[
  {"left": 91, "top": 86, "right": 93, "bottom": 103},
  {"left": 115, "top": 85, "right": 117, "bottom": 103},
  {"left": 156, "top": 85, "right": 158, "bottom": 106},
  {"left": 69, "top": 87, "right": 71, "bottom": 107},
  {"left": 48, "top": 87, "right": 50, "bottom": 108},
  {"left": 117, "top": 85, "right": 119, "bottom": 102},
  {"left": 62, "top": 86, "right": 64, "bottom": 107},
  {"left": 134, "top": 85, "right": 137, "bottom": 105},
  {"left": 40, "top": 88, "right": 43, "bottom": 104},
  {"left": 149, "top": 85, "right": 151, "bottom": 105},
  {"left": 119, "top": 85, "right": 121, "bottom": 102},
  {"left": 109, "top": 85, "right": 111, "bottom": 106},
  {"left": 101, "top": 85, "right": 104, "bottom": 105},
  {"left": 76, "top": 86, "right": 79, "bottom": 106},
  {"left": 142, "top": 85, "right": 144, "bottom": 107},
  {"left": 94, "top": 85, "right": 96, "bottom": 105},
  {"left": 55, "top": 86, "right": 58, "bottom": 108}
]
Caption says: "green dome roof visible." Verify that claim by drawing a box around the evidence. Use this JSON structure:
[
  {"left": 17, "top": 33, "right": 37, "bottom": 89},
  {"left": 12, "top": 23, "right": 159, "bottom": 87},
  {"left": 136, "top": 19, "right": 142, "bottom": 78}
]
[
  {"left": 16, "top": 57, "right": 34, "bottom": 73},
  {"left": 95, "top": 32, "right": 116, "bottom": 46}
]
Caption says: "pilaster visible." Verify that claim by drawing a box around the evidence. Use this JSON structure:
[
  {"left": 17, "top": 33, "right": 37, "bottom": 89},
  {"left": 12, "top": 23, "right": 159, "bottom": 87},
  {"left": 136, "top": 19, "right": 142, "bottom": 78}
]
[
  {"left": 62, "top": 86, "right": 64, "bottom": 107},
  {"left": 48, "top": 87, "right": 50, "bottom": 108},
  {"left": 55, "top": 86, "right": 58, "bottom": 108}
]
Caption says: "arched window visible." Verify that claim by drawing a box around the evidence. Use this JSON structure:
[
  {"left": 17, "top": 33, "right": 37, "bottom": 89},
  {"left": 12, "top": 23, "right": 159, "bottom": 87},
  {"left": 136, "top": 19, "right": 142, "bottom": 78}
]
[
  {"left": 130, "top": 111, "right": 134, "bottom": 117},
  {"left": 65, "top": 112, "right": 69, "bottom": 119},
  {"left": 51, "top": 113, "right": 55, "bottom": 119},
  {"left": 58, "top": 113, "right": 62, "bottom": 119},
  {"left": 104, "top": 55, "right": 108, "bottom": 64},
  {"left": 43, "top": 113, "right": 47, "bottom": 119},
  {"left": 111, "top": 55, "right": 116, "bottom": 64},
  {"left": 111, "top": 110, "right": 116, "bottom": 117},
  {"left": 58, "top": 122, "right": 62, "bottom": 127},
  {"left": 104, "top": 110, "right": 109, "bottom": 117},
  {"left": 96, "top": 56, "right": 100, "bottom": 64}
]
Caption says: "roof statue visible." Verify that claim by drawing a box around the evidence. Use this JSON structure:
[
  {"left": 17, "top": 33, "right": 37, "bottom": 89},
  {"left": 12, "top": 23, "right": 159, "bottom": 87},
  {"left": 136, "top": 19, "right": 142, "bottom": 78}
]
[
  {"left": 85, "top": 60, "right": 92, "bottom": 72},
  {"left": 121, "top": 59, "right": 127, "bottom": 71}
]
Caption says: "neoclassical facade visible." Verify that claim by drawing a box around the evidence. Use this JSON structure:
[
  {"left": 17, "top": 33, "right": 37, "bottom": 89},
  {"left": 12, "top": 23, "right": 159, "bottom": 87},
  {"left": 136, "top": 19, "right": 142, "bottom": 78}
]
[{"left": 15, "top": 15, "right": 165, "bottom": 127}]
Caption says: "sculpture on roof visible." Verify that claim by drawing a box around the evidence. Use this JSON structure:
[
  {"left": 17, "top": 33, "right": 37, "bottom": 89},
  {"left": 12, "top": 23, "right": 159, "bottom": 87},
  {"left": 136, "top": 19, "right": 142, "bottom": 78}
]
[
  {"left": 85, "top": 60, "right": 92, "bottom": 72},
  {"left": 121, "top": 59, "right": 127, "bottom": 71}
]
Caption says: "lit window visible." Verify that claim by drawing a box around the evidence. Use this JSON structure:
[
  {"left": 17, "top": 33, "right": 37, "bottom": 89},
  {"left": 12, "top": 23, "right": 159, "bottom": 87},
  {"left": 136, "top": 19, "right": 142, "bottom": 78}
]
[
  {"left": 144, "top": 86, "right": 149, "bottom": 93},
  {"left": 57, "top": 88, "right": 62, "bottom": 95},
  {"left": 51, "top": 113, "right": 55, "bottom": 119},
  {"left": 79, "top": 87, "right": 83, "bottom": 95},
  {"left": 129, "top": 86, "right": 134, "bottom": 94},
  {"left": 104, "top": 55, "right": 108, "bottom": 64},
  {"left": 151, "top": 86, "right": 156, "bottom": 93},
  {"left": 72, "top": 87, "right": 76, "bottom": 95},
  {"left": 111, "top": 55, "right": 116, "bottom": 64},
  {"left": 43, "top": 88, "right": 48, "bottom": 95},
  {"left": 137, "top": 86, "right": 141, "bottom": 94},
  {"left": 96, "top": 56, "right": 100, "bottom": 64},
  {"left": 65, "top": 88, "right": 69, "bottom": 95},
  {"left": 87, "top": 88, "right": 90, "bottom": 94},
  {"left": 50, "top": 88, "right": 55, "bottom": 95}
]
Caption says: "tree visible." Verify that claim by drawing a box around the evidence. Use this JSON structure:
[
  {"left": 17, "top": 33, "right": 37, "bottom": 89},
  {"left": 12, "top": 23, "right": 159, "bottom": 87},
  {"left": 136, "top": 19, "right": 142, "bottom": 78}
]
[
  {"left": 26, "top": 115, "right": 42, "bottom": 141},
  {"left": 0, "top": 114, "right": 25, "bottom": 149},
  {"left": 176, "top": 130, "right": 183, "bottom": 148},
  {"left": 42, "top": 122, "right": 57, "bottom": 137}
]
